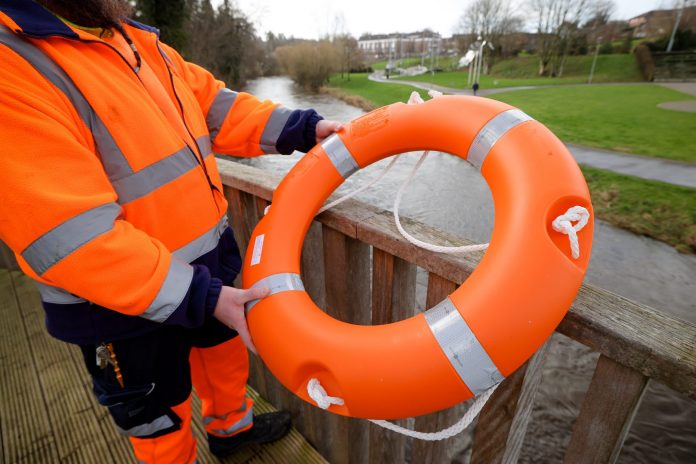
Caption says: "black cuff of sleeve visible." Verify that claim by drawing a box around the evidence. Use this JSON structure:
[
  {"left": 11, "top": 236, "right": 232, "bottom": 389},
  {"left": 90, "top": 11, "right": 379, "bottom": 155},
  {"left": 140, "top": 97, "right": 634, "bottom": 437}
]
[
  {"left": 303, "top": 111, "right": 323, "bottom": 153},
  {"left": 276, "top": 109, "right": 323, "bottom": 154},
  {"left": 205, "top": 277, "right": 223, "bottom": 319},
  {"left": 161, "top": 264, "right": 218, "bottom": 328}
]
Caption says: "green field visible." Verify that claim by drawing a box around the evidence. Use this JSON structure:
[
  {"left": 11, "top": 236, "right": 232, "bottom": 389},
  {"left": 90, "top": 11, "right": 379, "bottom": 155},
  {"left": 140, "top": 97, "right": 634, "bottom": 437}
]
[
  {"left": 391, "top": 54, "right": 643, "bottom": 89},
  {"left": 580, "top": 166, "right": 696, "bottom": 253},
  {"left": 327, "top": 73, "right": 430, "bottom": 108},
  {"left": 325, "top": 73, "right": 696, "bottom": 252},
  {"left": 489, "top": 85, "right": 696, "bottom": 162},
  {"left": 329, "top": 74, "right": 696, "bottom": 163},
  {"left": 328, "top": 74, "right": 696, "bottom": 163}
]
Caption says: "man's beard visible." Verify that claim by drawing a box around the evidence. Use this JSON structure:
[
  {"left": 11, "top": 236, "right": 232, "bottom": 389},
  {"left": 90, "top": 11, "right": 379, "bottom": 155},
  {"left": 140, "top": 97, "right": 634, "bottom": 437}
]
[{"left": 37, "top": 0, "right": 133, "bottom": 28}]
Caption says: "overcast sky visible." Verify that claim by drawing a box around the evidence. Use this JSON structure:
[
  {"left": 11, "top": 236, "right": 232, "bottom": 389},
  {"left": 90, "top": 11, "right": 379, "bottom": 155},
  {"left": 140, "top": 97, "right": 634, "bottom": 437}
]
[{"left": 231, "top": 0, "right": 675, "bottom": 40}]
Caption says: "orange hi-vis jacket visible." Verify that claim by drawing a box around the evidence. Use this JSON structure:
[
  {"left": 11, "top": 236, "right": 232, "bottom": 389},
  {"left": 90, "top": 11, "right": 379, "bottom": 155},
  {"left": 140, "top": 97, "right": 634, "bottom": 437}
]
[{"left": 0, "top": 2, "right": 321, "bottom": 343}]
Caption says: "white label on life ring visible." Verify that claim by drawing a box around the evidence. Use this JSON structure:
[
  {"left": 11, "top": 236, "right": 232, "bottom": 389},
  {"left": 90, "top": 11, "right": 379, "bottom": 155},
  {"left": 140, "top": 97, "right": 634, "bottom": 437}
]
[{"left": 251, "top": 234, "right": 264, "bottom": 266}]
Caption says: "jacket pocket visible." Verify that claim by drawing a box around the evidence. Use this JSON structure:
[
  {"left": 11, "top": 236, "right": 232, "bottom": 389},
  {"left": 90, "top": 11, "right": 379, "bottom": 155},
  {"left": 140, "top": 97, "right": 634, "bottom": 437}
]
[{"left": 93, "top": 379, "right": 181, "bottom": 438}]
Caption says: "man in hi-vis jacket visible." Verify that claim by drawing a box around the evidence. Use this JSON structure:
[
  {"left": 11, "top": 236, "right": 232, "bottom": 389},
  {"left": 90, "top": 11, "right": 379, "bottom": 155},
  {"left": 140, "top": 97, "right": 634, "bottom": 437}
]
[{"left": 0, "top": 1, "right": 341, "bottom": 462}]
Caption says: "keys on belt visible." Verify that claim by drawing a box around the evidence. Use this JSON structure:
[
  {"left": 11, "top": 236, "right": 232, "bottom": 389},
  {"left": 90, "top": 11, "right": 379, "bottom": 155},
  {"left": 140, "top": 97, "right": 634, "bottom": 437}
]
[{"left": 96, "top": 342, "right": 125, "bottom": 388}]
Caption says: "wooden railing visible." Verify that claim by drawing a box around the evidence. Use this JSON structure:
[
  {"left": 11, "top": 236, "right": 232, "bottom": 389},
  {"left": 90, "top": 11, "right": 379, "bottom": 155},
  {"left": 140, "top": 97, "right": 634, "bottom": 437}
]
[{"left": 218, "top": 159, "right": 696, "bottom": 464}]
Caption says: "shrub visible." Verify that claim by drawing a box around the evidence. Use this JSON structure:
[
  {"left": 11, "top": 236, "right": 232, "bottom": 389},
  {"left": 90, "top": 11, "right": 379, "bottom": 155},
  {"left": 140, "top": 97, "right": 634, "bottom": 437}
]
[
  {"left": 634, "top": 43, "right": 654, "bottom": 81},
  {"left": 275, "top": 41, "right": 340, "bottom": 91}
]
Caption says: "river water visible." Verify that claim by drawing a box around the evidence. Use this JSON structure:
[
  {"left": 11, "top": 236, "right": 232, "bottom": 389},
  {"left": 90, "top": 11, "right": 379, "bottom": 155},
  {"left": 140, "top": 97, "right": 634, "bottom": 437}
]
[{"left": 239, "top": 76, "right": 696, "bottom": 463}]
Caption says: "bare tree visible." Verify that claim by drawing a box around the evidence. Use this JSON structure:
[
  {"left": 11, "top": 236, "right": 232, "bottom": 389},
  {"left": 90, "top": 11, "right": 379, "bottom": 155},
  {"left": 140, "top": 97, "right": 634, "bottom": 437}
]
[
  {"left": 528, "top": 0, "right": 597, "bottom": 76},
  {"left": 585, "top": 0, "right": 616, "bottom": 28},
  {"left": 456, "top": 0, "right": 524, "bottom": 62}
]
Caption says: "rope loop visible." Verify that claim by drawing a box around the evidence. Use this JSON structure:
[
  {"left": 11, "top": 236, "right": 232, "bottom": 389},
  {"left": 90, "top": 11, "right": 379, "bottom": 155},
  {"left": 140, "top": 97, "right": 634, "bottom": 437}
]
[
  {"left": 306, "top": 377, "right": 499, "bottom": 441},
  {"left": 307, "top": 378, "right": 344, "bottom": 410},
  {"left": 551, "top": 206, "right": 590, "bottom": 259}
]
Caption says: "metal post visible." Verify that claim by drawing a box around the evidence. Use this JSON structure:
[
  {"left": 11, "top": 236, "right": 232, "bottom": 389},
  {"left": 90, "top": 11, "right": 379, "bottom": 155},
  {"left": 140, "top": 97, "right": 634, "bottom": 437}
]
[
  {"left": 468, "top": 60, "right": 474, "bottom": 87},
  {"left": 475, "top": 40, "right": 485, "bottom": 87},
  {"left": 667, "top": 0, "right": 685, "bottom": 52},
  {"left": 588, "top": 37, "right": 601, "bottom": 84}
]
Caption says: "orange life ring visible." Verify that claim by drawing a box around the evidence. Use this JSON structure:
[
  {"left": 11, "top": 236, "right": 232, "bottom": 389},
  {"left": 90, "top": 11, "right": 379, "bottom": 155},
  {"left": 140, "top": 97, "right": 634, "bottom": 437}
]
[{"left": 242, "top": 96, "right": 593, "bottom": 419}]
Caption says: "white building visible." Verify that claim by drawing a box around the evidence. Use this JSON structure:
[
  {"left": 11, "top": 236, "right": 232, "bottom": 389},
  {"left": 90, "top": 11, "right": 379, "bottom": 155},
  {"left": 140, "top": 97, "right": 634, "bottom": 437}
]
[{"left": 358, "top": 31, "right": 442, "bottom": 58}]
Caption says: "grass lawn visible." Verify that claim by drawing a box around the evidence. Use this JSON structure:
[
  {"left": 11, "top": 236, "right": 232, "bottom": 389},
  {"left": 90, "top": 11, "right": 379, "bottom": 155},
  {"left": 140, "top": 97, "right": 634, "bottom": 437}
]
[
  {"left": 392, "top": 54, "right": 642, "bottom": 89},
  {"left": 489, "top": 85, "right": 696, "bottom": 163},
  {"left": 327, "top": 73, "right": 430, "bottom": 108},
  {"left": 325, "top": 74, "right": 696, "bottom": 253},
  {"left": 580, "top": 165, "right": 696, "bottom": 253},
  {"left": 328, "top": 74, "right": 695, "bottom": 163}
]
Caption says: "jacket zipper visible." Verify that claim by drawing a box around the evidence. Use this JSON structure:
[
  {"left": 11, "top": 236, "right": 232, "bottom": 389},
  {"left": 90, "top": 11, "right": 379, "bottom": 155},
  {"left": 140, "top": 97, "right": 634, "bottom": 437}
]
[
  {"left": 155, "top": 42, "right": 222, "bottom": 201},
  {"left": 23, "top": 30, "right": 222, "bottom": 208}
]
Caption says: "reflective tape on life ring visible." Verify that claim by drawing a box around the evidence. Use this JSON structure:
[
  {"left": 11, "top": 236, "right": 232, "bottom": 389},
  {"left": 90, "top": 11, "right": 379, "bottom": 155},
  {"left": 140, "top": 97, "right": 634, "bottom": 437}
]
[{"left": 241, "top": 96, "right": 593, "bottom": 419}]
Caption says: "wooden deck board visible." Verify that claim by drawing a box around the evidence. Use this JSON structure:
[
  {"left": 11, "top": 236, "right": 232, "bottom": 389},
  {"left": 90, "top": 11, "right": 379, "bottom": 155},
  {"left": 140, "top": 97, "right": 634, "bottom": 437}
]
[{"left": 1, "top": 270, "right": 326, "bottom": 464}]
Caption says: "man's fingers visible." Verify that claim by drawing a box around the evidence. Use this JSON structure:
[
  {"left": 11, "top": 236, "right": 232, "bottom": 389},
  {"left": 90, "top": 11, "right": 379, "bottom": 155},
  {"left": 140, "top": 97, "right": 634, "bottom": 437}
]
[
  {"left": 233, "top": 286, "right": 270, "bottom": 305},
  {"left": 234, "top": 318, "right": 258, "bottom": 354}
]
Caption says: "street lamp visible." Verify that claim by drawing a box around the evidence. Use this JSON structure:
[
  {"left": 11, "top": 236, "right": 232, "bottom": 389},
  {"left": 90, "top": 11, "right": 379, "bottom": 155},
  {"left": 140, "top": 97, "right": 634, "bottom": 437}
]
[
  {"left": 588, "top": 36, "right": 602, "bottom": 84},
  {"left": 667, "top": 0, "right": 686, "bottom": 52}
]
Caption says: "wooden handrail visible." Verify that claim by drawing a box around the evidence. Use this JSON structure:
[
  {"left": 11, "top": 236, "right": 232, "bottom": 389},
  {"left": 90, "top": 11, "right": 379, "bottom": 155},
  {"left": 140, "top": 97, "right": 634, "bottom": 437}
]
[
  {"left": 217, "top": 158, "right": 696, "bottom": 402},
  {"left": 218, "top": 157, "right": 695, "bottom": 463}
]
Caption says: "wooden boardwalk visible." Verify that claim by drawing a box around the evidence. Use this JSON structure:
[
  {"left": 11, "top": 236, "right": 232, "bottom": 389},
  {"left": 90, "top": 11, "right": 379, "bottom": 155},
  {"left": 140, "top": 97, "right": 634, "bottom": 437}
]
[{"left": 0, "top": 268, "right": 327, "bottom": 464}]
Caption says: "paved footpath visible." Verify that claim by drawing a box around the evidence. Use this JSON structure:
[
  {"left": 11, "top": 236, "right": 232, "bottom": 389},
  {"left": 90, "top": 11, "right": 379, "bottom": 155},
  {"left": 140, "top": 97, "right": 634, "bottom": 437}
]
[
  {"left": 567, "top": 144, "right": 696, "bottom": 189},
  {"left": 370, "top": 73, "right": 696, "bottom": 188}
]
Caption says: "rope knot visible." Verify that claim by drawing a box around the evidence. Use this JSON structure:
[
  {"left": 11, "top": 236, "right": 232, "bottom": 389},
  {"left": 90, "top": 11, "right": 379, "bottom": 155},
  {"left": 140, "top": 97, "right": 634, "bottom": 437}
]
[
  {"left": 552, "top": 206, "right": 590, "bottom": 259},
  {"left": 307, "top": 378, "right": 344, "bottom": 410}
]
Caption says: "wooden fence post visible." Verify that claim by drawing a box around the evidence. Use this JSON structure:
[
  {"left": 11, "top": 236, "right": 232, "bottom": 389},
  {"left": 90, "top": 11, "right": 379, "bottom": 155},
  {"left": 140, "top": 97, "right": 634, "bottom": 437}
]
[
  {"left": 411, "top": 273, "right": 460, "bottom": 464},
  {"left": 564, "top": 355, "right": 649, "bottom": 464},
  {"left": 471, "top": 340, "right": 551, "bottom": 463},
  {"left": 369, "top": 249, "right": 417, "bottom": 464},
  {"left": 320, "top": 225, "right": 371, "bottom": 464}
]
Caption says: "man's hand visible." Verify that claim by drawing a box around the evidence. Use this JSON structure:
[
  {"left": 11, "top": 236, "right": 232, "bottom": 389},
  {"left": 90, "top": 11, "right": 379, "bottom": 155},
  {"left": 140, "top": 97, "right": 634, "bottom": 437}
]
[
  {"left": 315, "top": 119, "right": 343, "bottom": 143},
  {"left": 213, "top": 285, "right": 269, "bottom": 354}
]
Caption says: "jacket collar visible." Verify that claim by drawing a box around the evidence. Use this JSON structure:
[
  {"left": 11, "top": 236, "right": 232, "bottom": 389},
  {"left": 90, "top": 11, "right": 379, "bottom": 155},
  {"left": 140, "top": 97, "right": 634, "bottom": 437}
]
[
  {"left": 0, "top": 0, "right": 78, "bottom": 38},
  {"left": 0, "top": 0, "right": 158, "bottom": 39}
]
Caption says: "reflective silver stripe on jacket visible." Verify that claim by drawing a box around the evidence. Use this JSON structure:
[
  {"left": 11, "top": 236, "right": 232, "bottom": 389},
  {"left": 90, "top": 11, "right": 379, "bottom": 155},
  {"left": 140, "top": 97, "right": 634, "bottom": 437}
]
[
  {"left": 0, "top": 26, "right": 132, "bottom": 181},
  {"left": 112, "top": 145, "right": 200, "bottom": 204},
  {"left": 35, "top": 215, "right": 228, "bottom": 305},
  {"left": 210, "top": 406, "right": 254, "bottom": 437},
  {"left": 1, "top": 27, "right": 214, "bottom": 206},
  {"left": 117, "top": 414, "right": 174, "bottom": 437},
  {"left": 139, "top": 258, "right": 194, "bottom": 323},
  {"left": 36, "top": 282, "right": 86, "bottom": 304},
  {"left": 173, "top": 215, "right": 229, "bottom": 263},
  {"left": 109, "top": 135, "right": 213, "bottom": 204},
  {"left": 206, "top": 88, "right": 238, "bottom": 143},
  {"left": 467, "top": 109, "right": 533, "bottom": 169},
  {"left": 244, "top": 273, "right": 305, "bottom": 314},
  {"left": 260, "top": 105, "right": 294, "bottom": 153},
  {"left": 21, "top": 203, "right": 121, "bottom": 276},
  {"left": 424, "top": 297, "right": 504, "bottom": 395},
  {"left": 322, "top": 134, "right": 360, "bottom": 178},
  {"left": 197, "top": 135, "right": 212, "bottom": 157}
]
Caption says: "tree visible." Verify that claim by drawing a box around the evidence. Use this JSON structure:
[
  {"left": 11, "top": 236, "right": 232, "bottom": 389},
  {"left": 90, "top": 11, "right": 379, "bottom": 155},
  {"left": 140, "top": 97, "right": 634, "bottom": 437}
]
[
  {"left": 456, "top": 0, "right": 523, "bottom": 63},
  {"left": 584, "top": 0, "right": 616, "bottom": 28},
  {"left": 185, "top": 0, "right": 261, "bottom": 87},
  {"left": 528, "top": 0, "right": 597, "bottom": 76},
  {"left": 135, "top": 0, "right": 190, "bottom": 51}
]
